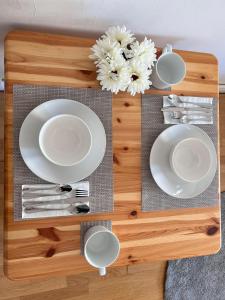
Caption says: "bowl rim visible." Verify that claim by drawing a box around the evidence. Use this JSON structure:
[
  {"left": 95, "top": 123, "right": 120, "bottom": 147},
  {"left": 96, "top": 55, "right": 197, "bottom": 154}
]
[
  {"left": 170, "top": 137, "right": 212, "bottom": 183},
  {"left": 39, "top": 113, "right": 92, "bottom": 167}
]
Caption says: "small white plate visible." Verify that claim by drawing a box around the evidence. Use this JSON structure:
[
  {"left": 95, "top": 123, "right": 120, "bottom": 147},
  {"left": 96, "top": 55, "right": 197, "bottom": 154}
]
[
  {"left": 19, "top": 99, "right": 106, "bottom": 183},
  {"left": 150, "top": 124, "right": 217, "bottom": 198}
]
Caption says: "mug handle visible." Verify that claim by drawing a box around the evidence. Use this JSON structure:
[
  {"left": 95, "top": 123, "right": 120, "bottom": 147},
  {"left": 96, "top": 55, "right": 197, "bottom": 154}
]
[
  {"left": 162, "top": 44, "right": 173, "bottom": 54},
  {"left": 99, "top": 267, "right": 106, "bottom": 276}
]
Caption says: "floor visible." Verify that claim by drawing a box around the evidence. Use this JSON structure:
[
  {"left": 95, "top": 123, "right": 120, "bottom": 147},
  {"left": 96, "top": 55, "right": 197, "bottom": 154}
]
[{"left": 0, "top": 93, "right": 224, "bottom": 300}]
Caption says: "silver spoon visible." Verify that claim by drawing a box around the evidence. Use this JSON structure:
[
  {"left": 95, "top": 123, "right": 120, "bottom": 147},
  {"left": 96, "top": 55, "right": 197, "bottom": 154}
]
[
  {"left": 23, "top": 184, "right": 72, "bottom": 193},
  {"left": 168, "top": 94, "right": 212, "bottom": 109},
  {"left": 24, "top": 202, "right": 90, "bottom": 214}
]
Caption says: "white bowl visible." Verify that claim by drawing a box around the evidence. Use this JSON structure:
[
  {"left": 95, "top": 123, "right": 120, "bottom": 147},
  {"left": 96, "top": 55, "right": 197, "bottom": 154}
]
[
  {"left": 169, "top": 137, "right": 211, "bottom": 183},
  {"left": 19, "top": 99, "right": 106, "bottom": 183},
  {"left": 150, "top": 125, "right": 217, "bottom": 198},
  {"left": 39, "top": 114, "right": 92, "bottom": 167}
]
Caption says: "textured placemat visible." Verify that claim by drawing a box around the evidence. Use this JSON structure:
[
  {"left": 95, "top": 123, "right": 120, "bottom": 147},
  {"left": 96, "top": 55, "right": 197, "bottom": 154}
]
[
  {"left": 80, "top": 220, "right": 112, "bottom": 255},
  {"left": 13, "top": 85, "right": 113, "bottom": 220},
  {"left": 141, "top": 95, "right": 219, "bottom": 211}
]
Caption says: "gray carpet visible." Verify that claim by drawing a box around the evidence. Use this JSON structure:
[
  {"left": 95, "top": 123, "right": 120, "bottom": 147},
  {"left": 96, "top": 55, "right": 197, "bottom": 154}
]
[{"left": 165, "top": 193, "right": 224, "bottom": 300}]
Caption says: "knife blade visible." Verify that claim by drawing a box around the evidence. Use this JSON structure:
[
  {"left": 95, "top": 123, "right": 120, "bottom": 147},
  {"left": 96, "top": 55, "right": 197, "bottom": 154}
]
[
  {"left": 23, "top": 197, "right": 92, "bottom": 207},
  {"left": 161, "top": 107, "right": 213, "bottom": 113}
]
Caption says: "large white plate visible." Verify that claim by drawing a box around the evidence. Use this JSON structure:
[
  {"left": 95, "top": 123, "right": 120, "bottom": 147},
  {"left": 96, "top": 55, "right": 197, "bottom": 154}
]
[
  {"left": 19, "top": 99, "right": 106, "bottom": 183},
  {"left": 150, "top": 124, "right": 217, "bottom": 198}
]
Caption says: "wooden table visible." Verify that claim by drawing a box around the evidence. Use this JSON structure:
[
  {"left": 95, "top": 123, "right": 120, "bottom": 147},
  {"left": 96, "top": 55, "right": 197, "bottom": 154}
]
[{"left": 4, "top": 30, "right": 220, "bottom": 280}]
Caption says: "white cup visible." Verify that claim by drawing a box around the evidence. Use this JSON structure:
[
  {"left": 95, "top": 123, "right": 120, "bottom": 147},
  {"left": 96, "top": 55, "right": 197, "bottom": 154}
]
[
  {"left": 39, "top": 114, "right": 92, "bottom": 167},
  {"left": 151, "top": 44, "right": 186, "bottom": 89},
  {"left": 84, "top": 225, "right": 120, "bottom": 276},
  {"left": 169, "top": 138, "right": 211, "bottom": 182}
]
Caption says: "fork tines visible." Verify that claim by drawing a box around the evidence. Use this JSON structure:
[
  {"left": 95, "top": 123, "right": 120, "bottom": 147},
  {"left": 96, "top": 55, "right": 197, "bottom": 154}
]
[{"left": 76, "top": 189, "right": 89, "bottom": 197}]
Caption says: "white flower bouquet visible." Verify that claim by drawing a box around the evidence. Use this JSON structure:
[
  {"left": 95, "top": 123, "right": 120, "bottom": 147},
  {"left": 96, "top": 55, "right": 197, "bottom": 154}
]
[{"left": 89, "top": 26, "right": 157, "bottom": 96}]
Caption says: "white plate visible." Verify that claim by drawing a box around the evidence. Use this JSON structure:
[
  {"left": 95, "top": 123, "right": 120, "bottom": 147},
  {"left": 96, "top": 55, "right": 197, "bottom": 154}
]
[
  {"left": 150, "top": 124, "right": 217, "bottom": 198},
  {"left": 19, "top": 99, "right": 106, "bottom": 183}
]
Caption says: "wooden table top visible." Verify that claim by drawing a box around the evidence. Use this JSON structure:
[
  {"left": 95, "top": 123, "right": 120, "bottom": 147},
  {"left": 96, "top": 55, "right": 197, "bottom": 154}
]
[{"left": 4, "top": 30, "right": 220, "bottom": 280}]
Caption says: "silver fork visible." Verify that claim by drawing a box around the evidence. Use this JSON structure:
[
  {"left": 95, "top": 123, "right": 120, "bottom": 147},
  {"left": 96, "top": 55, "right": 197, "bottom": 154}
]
[
  {"left": 171, "top": 111, "right": 212, "bottom": 123},
  {"left": 22, "top": 188, "right": 89, "bottom": 201}
]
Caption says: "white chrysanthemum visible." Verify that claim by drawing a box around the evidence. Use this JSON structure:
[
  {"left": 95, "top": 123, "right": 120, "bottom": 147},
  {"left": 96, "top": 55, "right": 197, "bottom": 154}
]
[
  {"left": 127, "top": 61, "right": 152, "bottom": 96},
  {"left": 89, "top": 38, "right": 123, "bottom": 66},
  {"left": 103, "top": 25, "right": 135, "bottom": 48},
  {"left": 123, "top": 40, "right": 138, "bottom": 60},
  {"left": 132, "top": 38, "right": 157, "bottom": 67},
  {"left": 90, "top": 27, "right": 156, "bottom": 95},
  {"left": 97, "top": 62, "right": 131, "bottom": 94}
]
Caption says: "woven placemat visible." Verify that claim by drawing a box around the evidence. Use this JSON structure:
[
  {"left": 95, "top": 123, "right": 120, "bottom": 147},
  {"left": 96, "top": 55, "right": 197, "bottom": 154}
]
[
  {"left": 80, "top": 220, "right": 112, "bottom": 255},
  {"left": 141, "top": 95, "right": 219, "bottom": 211},
  {"left": 13, "top": 85, "right": 113, "bottom": 220}
]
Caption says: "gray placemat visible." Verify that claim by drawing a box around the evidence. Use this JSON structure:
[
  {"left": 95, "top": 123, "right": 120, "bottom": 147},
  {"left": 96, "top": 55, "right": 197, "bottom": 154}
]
[
  {"left": 80, "top": 220, "right": 112, "bottom": 255},
  {"left": 141, "top": 95, "right": 219, "bottom": 211},
  {"left": 13, "top": 85, "right": 113, "bottom": 220}
]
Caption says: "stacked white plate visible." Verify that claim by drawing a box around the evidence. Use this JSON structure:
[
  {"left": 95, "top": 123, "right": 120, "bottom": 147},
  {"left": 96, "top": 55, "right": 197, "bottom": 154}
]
[
  {"left": 19, "top": 99, "right": 106, "bottom": 184},
  {"left": 150, "top": 124, "right": 217, "bottom": 198}
]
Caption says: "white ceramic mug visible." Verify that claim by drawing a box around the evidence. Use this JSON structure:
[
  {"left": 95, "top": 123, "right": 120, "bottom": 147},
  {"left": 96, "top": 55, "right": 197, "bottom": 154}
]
[
  {"left": 84, "top": 225, "right": 120, "bottom": 276},
  {"left": 151, "top": 44, "right": 186, "bottom": 89},
  {"left": 39, "top": 114, "right": 92, "bottom": 166}
]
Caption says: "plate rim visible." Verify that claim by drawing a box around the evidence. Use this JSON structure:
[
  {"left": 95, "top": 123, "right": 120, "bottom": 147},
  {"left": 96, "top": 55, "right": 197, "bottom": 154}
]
[
  {"left": 149, "top": 124, "right": 217, "bottom": 199},
  {"left": 19, "top": 98, "right": 107, "bottom": 183}
]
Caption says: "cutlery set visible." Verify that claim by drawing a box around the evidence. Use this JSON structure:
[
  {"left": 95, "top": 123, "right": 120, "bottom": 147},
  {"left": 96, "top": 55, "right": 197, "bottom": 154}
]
[
  {"left": 22, "top": 186, "right": 90, "bottom": 215},
  {"left": 162, "top": 94, "right": 213, "bottom": 124}
]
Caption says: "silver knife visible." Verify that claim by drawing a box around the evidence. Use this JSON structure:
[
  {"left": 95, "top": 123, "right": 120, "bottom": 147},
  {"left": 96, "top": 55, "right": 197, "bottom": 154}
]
[
  {"left": 24, "top": 202, "right": 90, "bottom": 214},
  {"left": 23, "top": 197, "right": 92, "bottom": 207},
  {"left": 161, "top": 107, "right": 212, "bottom": 113}
]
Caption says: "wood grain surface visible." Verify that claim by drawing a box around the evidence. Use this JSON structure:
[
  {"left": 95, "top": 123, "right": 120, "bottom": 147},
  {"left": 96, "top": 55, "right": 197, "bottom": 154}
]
[
  {"left": 0, "top": 92, "right": 167, "bottom": 300},
  {"left": 4, "top": 30, "right": 220, "bottom": 280}
]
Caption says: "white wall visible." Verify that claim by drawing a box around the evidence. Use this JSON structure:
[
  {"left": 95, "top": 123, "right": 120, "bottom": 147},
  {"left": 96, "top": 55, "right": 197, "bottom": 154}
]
[{"left": 0, "top": 0, "right": 225, "bottom": 83}]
